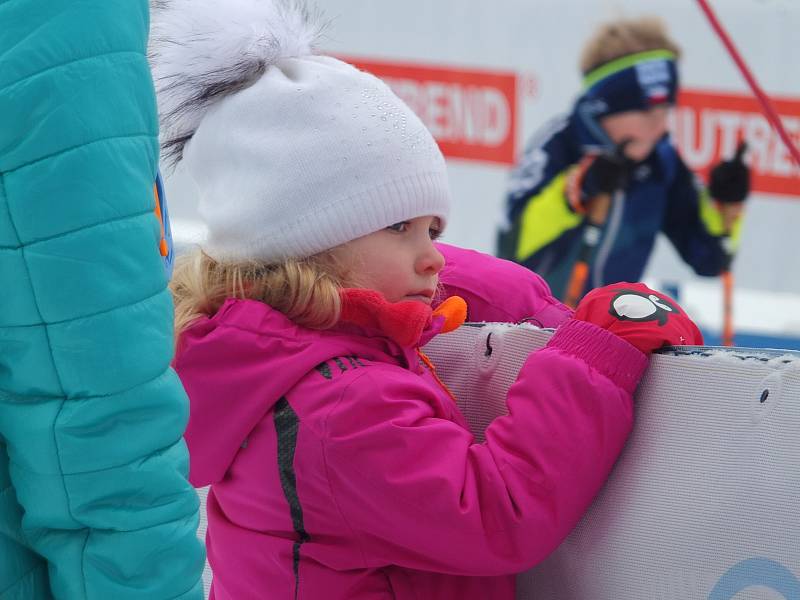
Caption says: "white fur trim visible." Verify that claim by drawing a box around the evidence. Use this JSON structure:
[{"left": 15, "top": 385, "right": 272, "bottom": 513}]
[{"left": 149, "top": 0, "right": 325, "bottom": 165}]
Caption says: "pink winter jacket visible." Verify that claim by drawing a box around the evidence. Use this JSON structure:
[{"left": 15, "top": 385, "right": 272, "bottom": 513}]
[
  {"left": 435, "top": 243, "right": 573, "bottom": 326},
  {"left": 175, "top": 244, "right": 647, "bottom": 599}
]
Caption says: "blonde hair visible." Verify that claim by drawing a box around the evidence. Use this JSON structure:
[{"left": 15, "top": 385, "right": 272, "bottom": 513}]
[
  {"left": 580, "top": 16, "right": 681, "bottom": 75},
  {"left": 170, "top": 248, "right": 345, "bottom": 342}
]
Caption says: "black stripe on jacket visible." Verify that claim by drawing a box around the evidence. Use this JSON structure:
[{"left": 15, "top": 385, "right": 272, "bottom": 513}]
[{"left": 274, "top": 398, "right": 310, "bottom": 600}]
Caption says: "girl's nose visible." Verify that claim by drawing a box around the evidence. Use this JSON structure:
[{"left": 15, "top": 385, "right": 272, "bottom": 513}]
[{"left": 417, "top": 242, "right": 445, "bottom": 275}]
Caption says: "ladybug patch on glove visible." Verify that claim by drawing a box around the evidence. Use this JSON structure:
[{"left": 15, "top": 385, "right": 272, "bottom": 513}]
[{"left": 609, "top": 290, "right": 678, "bottom": 326}]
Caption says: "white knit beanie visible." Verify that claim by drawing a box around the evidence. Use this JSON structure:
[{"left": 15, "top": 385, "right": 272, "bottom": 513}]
[{"left": 150, "top": 0, "right": 451, "bottom": 262}]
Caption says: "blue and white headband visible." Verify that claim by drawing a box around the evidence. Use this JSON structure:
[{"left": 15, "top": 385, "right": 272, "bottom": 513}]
[
  {"left": 575, "top": 49, "right": 679, "bottom": 147},
  {"left": 582, "top": 49, "right": 678, "bottom": 116}
]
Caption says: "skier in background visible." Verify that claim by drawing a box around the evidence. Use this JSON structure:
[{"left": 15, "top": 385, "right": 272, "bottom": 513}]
[{"left": 497, "top": 16, "right": 750, "bottom": 306}]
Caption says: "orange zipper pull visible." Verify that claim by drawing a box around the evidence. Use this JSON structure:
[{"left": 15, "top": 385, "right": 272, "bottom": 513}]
[{"left": 153, "top": 181, "right": 168, "bottom": 257}]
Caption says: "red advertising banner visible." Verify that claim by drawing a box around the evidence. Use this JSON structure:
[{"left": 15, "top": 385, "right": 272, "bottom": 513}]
[
  {"left": 337, "top": 57, "right": 800, "bottom": 199},
  {"left": 673, "top": 89, "right": 800, "bottom": 197},
  {"left": 343, "top": 57, "right": 517, "bottom": 165}
]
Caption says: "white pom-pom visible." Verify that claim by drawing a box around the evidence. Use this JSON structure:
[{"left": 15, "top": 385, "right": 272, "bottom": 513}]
[{"left": 149, "top": 0, "right": 326, "bottom": 166}]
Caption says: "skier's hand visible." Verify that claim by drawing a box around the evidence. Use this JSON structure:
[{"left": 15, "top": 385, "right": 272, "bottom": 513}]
[
  {"left": 580, "top": 139, "right": 635, "bottom": 198},
  {"left": 567, "top": 140, "right": 634, "bottom": 213},
  {"left": 574, "top": 282, "right": 704, "bottom": 355},
  {"left": 709, "top": 141, "right": 750, "bottom": 204}
]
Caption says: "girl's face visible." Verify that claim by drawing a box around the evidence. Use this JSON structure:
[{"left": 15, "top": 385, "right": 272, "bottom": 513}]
[
  {"left": 600, "top": 105, "right": 670, "bottom": 162},
  {"left": 331, "top": 216, "right": 445, "bottom": 304}
]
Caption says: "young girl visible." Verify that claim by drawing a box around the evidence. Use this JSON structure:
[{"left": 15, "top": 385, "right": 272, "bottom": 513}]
[{"left": 152, "top": 2, "right": 702, "bottom": 598}]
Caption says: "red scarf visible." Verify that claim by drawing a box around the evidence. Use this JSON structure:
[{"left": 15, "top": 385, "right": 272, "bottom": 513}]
[{"left": 339, "top": 289, "right": 466, "bottom": 348}]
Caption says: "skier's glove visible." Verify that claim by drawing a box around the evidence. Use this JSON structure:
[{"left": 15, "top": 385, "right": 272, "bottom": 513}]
[
  {"left": 574, "top": 282, "right": 704, "bottom": 355},
  {"left": 568, "top": 140, "right": 634, "bottom": 211},
  {"left": 709, "top": 141, "right": 750, "bottom": 204}
]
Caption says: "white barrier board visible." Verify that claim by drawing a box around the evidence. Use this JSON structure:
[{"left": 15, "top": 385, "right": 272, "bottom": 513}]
[
  {"left": 426, "top": 324, "right": 800, "bottom": 600},
  {"left": 197, "top": 323, "right": 800, "bottom": 598}
]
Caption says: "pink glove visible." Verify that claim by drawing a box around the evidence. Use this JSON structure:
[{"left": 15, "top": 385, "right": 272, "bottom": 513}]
[{"left": 574, "top": 282, "right": 704, "bottom": 354}]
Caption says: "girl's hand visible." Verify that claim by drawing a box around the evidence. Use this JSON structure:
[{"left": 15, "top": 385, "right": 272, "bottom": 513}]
[{"left": 573, "top": 282, "right": 703, "bottom": 354}]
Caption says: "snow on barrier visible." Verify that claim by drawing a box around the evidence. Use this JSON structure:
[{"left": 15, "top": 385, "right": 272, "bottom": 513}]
[{"left": 196, "top": 322, "right": 800, "bottom": 599}]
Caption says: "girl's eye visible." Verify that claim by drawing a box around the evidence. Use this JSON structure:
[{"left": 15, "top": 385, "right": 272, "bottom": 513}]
[
  {"left": 386, "top": 221, "right": 409, "bottom": 233},
  {"left": 429, "top": 227, "right": 442, "bottom": 240}
]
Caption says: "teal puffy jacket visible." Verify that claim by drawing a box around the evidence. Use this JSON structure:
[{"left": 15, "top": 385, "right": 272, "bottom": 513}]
[{"left": 0, "top": 1, "right": 204, "bottom": 598}]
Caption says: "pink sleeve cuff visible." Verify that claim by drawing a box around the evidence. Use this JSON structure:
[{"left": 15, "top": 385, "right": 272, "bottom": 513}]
[{"left": 547, "top": 318, "right": 649, "bottom": 395}]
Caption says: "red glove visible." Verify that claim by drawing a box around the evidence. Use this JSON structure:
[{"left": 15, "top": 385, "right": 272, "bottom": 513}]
[{"left": 574, "top": 282, "right": 704, "bottom": 354}]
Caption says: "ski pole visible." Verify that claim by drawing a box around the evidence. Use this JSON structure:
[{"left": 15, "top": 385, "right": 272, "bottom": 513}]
[
  {"left": 564, "top": 192, "right": 612, "bottom": 309},
  {"left": 719, "top": 211, "right": 741, "bottom": 347},
  {"left": 719, "top": 191, "right": 743, "bottom": 347},
  {"left": 695, "top": 0, "right": 800, "bottom": 167},
  {"left": 715, "top": 141, "right": 748, "bottom": 347},
  {"left": 721, "top": 267, "right": 734, "bottom": 346},
  {"left": 696, "top": 0, "right": 800, "bottom": 346},
  {"left": 563, "top": 140, "right": 631, "bottom": 308}
]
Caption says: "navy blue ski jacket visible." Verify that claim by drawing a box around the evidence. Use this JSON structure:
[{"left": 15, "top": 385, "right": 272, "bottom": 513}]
[{"left": 498, "top": 106, "right": 735, "bottom": 300}]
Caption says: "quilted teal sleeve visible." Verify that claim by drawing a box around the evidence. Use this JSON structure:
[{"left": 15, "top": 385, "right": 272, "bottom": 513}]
[
  {"left": 1, "top": 440, "right": 52, "bottom": 598},
  {"left": 0, "top": 1, "right": 205, "bottom": 598}
]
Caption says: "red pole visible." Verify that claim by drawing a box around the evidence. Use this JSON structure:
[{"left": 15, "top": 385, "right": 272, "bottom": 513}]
[
  {"left": 695, "top": 0, "right": 800, "bottom": 167},
  {"left": 721, "top": 269, "right": 734, "bottom": 346}
]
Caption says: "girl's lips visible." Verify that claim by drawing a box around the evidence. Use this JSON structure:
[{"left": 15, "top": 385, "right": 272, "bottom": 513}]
[{"left": 405, "top": 290, "right": 434, "bottom": 304}]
